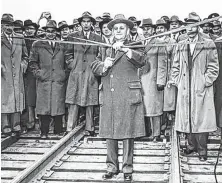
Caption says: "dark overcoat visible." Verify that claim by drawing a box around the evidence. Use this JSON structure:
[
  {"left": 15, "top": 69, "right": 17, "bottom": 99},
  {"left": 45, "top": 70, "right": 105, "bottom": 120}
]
[
  {"left": 91, "top": 41, "right": 146, "bottom": 139},
  {"left": 29, "top": 41, "right": 66, "bottom": 116},
  {"left": 214, "top": 36, "right": 222, "bottom": 127},
  {"left": 1, "top": 33, "right": 28, "bottom": 113},
  {"left": 65, "top": 31, "right": 102, "bottom": 106}
]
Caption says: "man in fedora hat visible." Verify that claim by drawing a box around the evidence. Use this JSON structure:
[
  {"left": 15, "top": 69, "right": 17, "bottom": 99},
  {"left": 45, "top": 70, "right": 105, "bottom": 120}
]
[
  {"left": 21, "top": 19, "right": 39, "bottom": 133},
  {"left": 1, "top": 13, "right": 29, "bottom": 137},
  {"left": 91, "top": 14, "right": 145, "bottom": 181},
  {"left": 212, "top": 20, "right": 222, "bottom": 37},
  {"left": 169, "top": 15, "right": 183, "bottom": 42},
  {"left": 200, "top": 18, "right": 217, "bottom": 40},
  {"left": 168, "top": 12, "right": 219, "bottom": 161},
  {"left": 29, "top": 20, "right": 66, "bottom": 138},
  {"left": 140, "top": 19, "right": 168, "bottom": 141},
  {"left": 140, "top": 18, "right": 155, "bottom": 44},
  {"left": 13, "top": 20, "right": 24, "bottom": 35},
  {"left": 99, "top": 16, "right": 113, "bottom": 44},
  {"left": 128, "top": 16, "right": 144, "bottom": 42},
  {"left": 58, "top": 21, "right": 70, "bottom": 41},
  {"left": 94, "top": 16, "right": 103, "bottom": 36},
  {"left": 69, "top": 18, "right": 82, "bottom": 33},
  {"left": 65, "top": 11, "right": 102, "bottom": 136}
]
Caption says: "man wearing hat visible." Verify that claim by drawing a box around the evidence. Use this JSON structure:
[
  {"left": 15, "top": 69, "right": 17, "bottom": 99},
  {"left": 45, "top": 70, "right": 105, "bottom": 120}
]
[
  {"left": 58, "top": 21, "right": 70, "bottom": 41},
  {"left": 128, "top": 16, "right": 144, "bottom": 42},
  {"left": 94, "top": 16, "right": 103, "bottom": 36},
  {"left": 99, "top": 16, "right": 113, "bottom": 44},
  {"left": 169, "top": 15, "right": 183, "bottom": 42},
  {"left": 1, "top": 13, "right": 29, "bottom": 136},
  {"left": 69, "top": 19, "right": 82, "bottom": 33},
  {"left": 91, "top": 14, "right": 145, "bottom": 181},
  {"left": 140, "top": 19, "right": 168, "bottom": 141},
  {"left": 168, "top": 12, "right": 219, "bottom": 161},
  {"left": 140, "top": 18, "right": 155, "bottom": 43},
  {"left": 212, "top": 20, "right": 222, "bottom": 38},
  {"left": 65, "top": 12, "right": 102, "bottom": 136},
  {"left": 29, "top": 20, "right": 66, "bottom": 138},
  {"left": 13, "top": 20, "right": 24, "bottom": 35},
  {"left": 21, "top": 19, "right": 39, "bottom": 133},
  {"left": 200, "top": 18, "right": 217, "bottom": 40}
]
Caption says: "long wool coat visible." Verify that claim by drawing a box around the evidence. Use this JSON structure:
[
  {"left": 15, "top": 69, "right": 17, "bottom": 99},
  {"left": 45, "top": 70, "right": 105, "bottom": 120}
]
[
  {"left": 214, "top": 36, "right": 222, "bottom": 128},
  {"left": 65, "top": 31, "right": 102, "bottom": 106},
  {"left": 171, "top": 33, "right": 219, "bottom": 133},
  {"left": 29, "top": 41, "right": 66, "bottom": 116},
  {"left": 140, "top": 38, "right": 167, "bottom": 116},
  {"left": 1, "top": 33, "right": 28, "bottom": 113},
  {"left": 91, "top": 42, "right": 146, "bottom": 139},
  {"left": 162, "top": 36, "right": 177, "bottom": 111}
]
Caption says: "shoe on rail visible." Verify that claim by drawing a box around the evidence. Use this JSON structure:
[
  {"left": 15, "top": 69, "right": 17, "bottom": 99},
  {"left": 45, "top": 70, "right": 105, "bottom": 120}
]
[
  {"left": 124, "top": 173, "right": 132, "bottom": 181},
  {"left": 184, "top": 148, "right": 196, "bottom": 155},
  {"left": 102, "top": 171, "right": 119, "bottom": 180},
  {"left": 199, "top": 155, "right": 207, "bottom": 161}
]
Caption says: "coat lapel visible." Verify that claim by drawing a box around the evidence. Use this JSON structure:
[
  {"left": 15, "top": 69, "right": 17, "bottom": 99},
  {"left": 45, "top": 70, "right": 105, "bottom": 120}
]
[
  {"left": 1, "top": 33, "right": 12, "bottom": 50},
  {"left": 144, "top": 38, "right": 156, "bottom": 53},
  {"left": 182, "top": 39, "right": 189, "bottom": 66},
  {"left": 43, "top": 41, "right": 53, "bottom": 55},
  {"left": 84, "top": 32, "right": 94, "bottom": 53},
  {"left": 53, "top": 42, "right": 60, "bottom": 56},
  {"left": 11, "top": 34, "right": 18, "bottom": 55}
]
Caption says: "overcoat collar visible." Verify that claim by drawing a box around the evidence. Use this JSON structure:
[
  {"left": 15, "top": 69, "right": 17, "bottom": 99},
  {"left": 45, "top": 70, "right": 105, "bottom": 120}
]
[{"left": 41, "top": 40, "right": 61, "bottom": 56}]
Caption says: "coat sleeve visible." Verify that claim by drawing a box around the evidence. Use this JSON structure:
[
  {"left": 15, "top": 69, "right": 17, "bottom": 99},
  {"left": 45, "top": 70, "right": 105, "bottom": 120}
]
[
  {"left": 126, "top": 48, "right": 145, "bottom": 68},
  {"left": 65, "top": 36, "right": 75, "bottom": 69},
  {"left": 157, "top": 45, "right": 168, "bottom": 86},
  {"left": 21, "top": 38, "right": 29, "bottom": 73},
  {"left": 171, "top": 45, "right": 181, "bottom": 86},
  {"left": 29, "top": 41, "right": 41, "bottom": 78},
  {"left": 205, "top": 41, "right": 219, "bottom": 87}
]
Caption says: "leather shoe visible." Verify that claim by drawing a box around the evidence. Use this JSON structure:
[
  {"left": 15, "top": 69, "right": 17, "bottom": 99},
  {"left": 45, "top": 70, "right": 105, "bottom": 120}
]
[
  {"left": 124, "top": 173, "right": 132, "bottom": 181},
  {"left": 184, "top": 148, "right": 195, "bottom": 155},
  {"left": 40, "top": 134, "right": 48, "bottom": 139},
  {"left": 199, "top": 155, "right": 207, "bottom": 161},
  {"left": 102, "top": 171, "right": 118, "bottom": 180}
]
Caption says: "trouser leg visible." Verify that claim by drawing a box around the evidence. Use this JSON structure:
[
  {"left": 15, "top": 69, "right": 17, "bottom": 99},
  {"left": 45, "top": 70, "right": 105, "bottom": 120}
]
[
  {"left": 54, "top": 115, "right": 63, "bottom": 134},
  {"left": 150, "top": 116, "right": 161, "bottom": 137},
  {"left": 122, "top": 139, "right": 134, "bottom": 174},
  {"left": 85, "top": 106, "right": 94, "bottom": 132},
  {"left": 66, "top": 104, "right": 79, "bottom": 132},
  {"left": 145, "top": 117, "right": 151, "bottom": 136},
  {"left": 39, "top": 115, "right": 50, "bottom": 135},
  {"left": 161, "top": 112, "right": 168, "bottom": 131},
  {"left": 106, "top": 139, "right": 119, "bottom": 173},
  {"left": 187, "top": 133, "right": 197, "bottom": 151},
  {"left": 11, "top": 112, "right": 21, "bottom": 132},
  {"left": 1, "top": 113, "right": 11, "bottom": 134},
  {"left": 196, "top": 132, "right": 209, "bottom": 156},
  {"left": 27, "top": 106, "right": 35, "bottom": 129}
]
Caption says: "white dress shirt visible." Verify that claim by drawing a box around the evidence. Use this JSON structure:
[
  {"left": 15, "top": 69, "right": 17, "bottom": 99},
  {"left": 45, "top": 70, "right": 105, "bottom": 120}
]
[{"left": 188, "top": 34, "right": 198, "bottom": 56}]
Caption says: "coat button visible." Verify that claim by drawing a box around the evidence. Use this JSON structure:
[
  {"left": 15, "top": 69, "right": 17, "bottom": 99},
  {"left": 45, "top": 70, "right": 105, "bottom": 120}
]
[
  {"left": 111, "top": 88, "right": 114, "bottom": 92},
  {"left": 83, "top": 60, "right": 86, "bottom": 62},
  {"left": 183, "top": 74, "right": 185, "bottom": 76},
  {"left": 13, "top": 74, "right": 15, "bottom": 77},
  {"left": 110, "top": 74, "right": 113, "bottom": 78},
  {"left": 11, "top": 55, "right": 13, "bottom": 59},
  {"left": 52, "top": 69, "right": 55, "bottom": 71},
  {"left": 12, "top": 64, "right": 15, "bottom": 68}
]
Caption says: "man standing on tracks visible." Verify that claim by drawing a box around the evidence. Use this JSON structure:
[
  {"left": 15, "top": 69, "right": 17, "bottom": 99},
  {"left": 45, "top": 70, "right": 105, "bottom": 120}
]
[
  {"left": 91, "top": 14, "right": 145, "bottom": 181},
  {"left": 1, "top": 14, "right": 29, "bottom": 137},
  {"left": 29, "top": 20, "right": 66, "bottom": 138},
  {"left": 168, "top": 12, "right": 219, "bottom": 161},
  {"left": 65, "top": 12, "right": 102, "bottom": 136}
]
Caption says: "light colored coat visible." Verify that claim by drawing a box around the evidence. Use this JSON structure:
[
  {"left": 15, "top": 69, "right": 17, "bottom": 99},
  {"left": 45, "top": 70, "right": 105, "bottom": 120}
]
[
  {"left": 140, "top": 38, "right": 167, "bottom": 116},
  {"left": 91, "top": 41, "right": 146, "bottom": 139},
  {"left": 171, "top": 33, "right": 219, "bottom": 133},
  {"left": 1, "top": 33, "right": 28, "bottom": 113}
]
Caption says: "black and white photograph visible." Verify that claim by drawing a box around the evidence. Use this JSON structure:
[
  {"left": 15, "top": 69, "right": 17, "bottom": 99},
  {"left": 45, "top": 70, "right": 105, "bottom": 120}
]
[{"left": 1, "top": 0, "right": 222, "bottom": 182}]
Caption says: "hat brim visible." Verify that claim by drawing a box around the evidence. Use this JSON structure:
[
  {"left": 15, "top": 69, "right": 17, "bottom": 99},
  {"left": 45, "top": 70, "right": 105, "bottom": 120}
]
[
  {"left": 78, "top": 16, "right": 96, "bottom": 25},
  {"left": 42, "top": 26, "right": 59, "bottom": 31},
  {"left": 1, "top": 20, "right": 14, "bottom": 25},
  {"left": 155, "top": 23, "right": 169, "bottom": 29},
  {"left": 58, "top": 24, "right": 69, "bottom": 31},
  {"left": 140, "top": 24, "right": 156, "bottom": 29},
  {"left": 169, "top": 20, "right": 183, "bottom": 25},
  {"left": 200, "top": 22, "right": 213, "bottom": 28},
  {"left": 184, "top": 18, "right": 199, "bottom": 24},
  {"left": 24, "top": 23, "right": 39, "bottom": 29},
  {"left": 107, "top": 19, "right": 134, "bottom": 30}
]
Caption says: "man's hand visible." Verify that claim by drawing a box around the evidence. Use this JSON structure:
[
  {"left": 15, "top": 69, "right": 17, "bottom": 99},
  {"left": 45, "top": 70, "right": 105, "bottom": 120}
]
[
  {"left": 167, "top": 80, "right": 176, "bottom": 88},
  {"left": 157, "top": 84, "right": 165, "bottom": 91},
  {"left": 21, "top": 61, "right": 28, "bottom": 74},
  {"left": 104, "top": 57, "right": 114, "bottom": 69}
]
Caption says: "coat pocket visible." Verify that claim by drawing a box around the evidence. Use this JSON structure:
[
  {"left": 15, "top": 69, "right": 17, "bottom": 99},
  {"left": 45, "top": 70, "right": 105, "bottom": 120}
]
[
  {"left": 99, "top": 83, "right": 103, "bottom": 105},
  {"left": 128, "top": 81, "right": 143, "bottom": 105}
]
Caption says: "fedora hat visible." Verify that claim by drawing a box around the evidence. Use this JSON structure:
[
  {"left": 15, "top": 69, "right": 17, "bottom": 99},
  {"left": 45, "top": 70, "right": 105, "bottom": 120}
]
[
  {"left": 13, "top": 20, "right": 24, "bottom": 29},
  {"left": 212, "top": 20, "right": 221, "bottom": 28},
  {"left": 161, "top": 16, "right": 170, "bottom": 23},
  {"left": 95, "top": 16, "right": 103, "bottom": 22},
  {"left": 99, "top": 17, "right": 113, "bottom": 30},
  {"left": 208, "top": 13, "right": 220, "bottom": 19},
  {"left": 140, "top": 18, "right": 155, "bottom": 28},
  {"left": 24, "top": 19, "right": 39, "bottom": 29},
  {"left": 155, "top": 19, "right": 169, "bottom": 29},
  {"left": 184, "top": 12, "right": 201, "bottom": 24},
  {"left": 58, "top": 21, "right": 69, "bottom": 31},
  {"left": 69, "top": 19, "right": 79, "bottom": 29},
  {"left": 128, "top": 16, "right": 141, "bottom": 26},
  {"left": 1, "top": 13, "right": 14, "bottom": 24},
  {"left": 102, "top": 12, "right": 111, "bottom": 19},
  {"left": 107, "top": 14, "right": 134, "bottom": 30},
  {"left": 169, "top": 15, "right": 183, "bottom": 24},
  {"left": 78, "top": 11, "right": 96, "bottom": 25},
  {"left": 42, "top": 20, "right": 58, "bottom": 30},
  {"left": 200, "top": 18, "right": 213, "bottom": 28}
]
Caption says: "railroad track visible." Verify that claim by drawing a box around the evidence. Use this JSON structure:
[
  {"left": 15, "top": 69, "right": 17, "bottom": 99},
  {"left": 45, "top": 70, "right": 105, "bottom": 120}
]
[{"left": 1, "top": 120, "right": 221, "bottom": 183}]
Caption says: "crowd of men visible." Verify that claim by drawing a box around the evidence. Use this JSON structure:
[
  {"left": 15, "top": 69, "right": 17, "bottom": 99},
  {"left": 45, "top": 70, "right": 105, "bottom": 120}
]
[{"left": 1, "top": 10, "right": 222, "bottom": 181}]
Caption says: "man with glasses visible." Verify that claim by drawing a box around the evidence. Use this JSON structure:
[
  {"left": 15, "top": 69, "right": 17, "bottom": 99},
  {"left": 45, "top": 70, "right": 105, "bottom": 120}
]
[
  {"left": 29, "top": 20, "right": 66, "bottom": 138},
  {"left": 1, "top": 13, "right": 28, "bottom": 137}
]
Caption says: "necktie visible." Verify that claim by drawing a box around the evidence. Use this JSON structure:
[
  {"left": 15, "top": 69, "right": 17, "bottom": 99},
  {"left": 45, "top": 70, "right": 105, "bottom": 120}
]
[
  {"left": 51, "top": 41, "right": 55, "bottom": 52},
  {"left": 8, "top": 35, "right": 12, "bottom": 45},
  {"left": 84, "top": 32, "right": 88, "bottom": 40}
]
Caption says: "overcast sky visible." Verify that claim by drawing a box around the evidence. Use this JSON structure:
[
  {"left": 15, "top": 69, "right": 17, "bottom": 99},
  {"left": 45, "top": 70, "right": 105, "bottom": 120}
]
[{"left": 1, "top": 0, "right": 222, "bottom": 26}]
